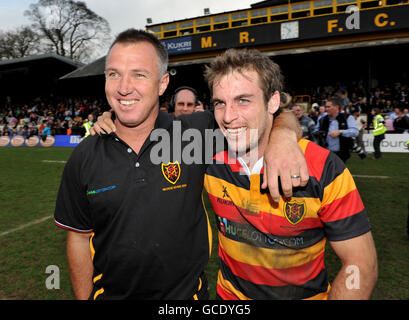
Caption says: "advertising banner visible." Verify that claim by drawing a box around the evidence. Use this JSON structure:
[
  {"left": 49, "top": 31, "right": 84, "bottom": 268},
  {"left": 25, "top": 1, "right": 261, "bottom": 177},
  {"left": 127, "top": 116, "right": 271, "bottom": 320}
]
[
  {"left": 1, "top": 134, "right": 408, "bottom": 152},
  {"left": 363, "top": 133, "right": 409, "bottom": 153},
  {"left": 162, "top": 36, "right": 192, "bottom": 54},
  {"left": 54, "top": 135, "right": 82, "bottom": 147},
  {"left": 0, "top": 135, "right": 82, "bottom": 147}
]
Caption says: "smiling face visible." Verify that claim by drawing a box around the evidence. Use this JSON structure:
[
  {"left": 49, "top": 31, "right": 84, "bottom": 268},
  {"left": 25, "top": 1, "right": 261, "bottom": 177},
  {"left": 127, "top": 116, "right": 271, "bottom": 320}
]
[
  {"left": 213, "top": 70, "right": 279, "bottom": 159},
  {"left": 105, "top": 41, "right": 169, "bottom": 130}
]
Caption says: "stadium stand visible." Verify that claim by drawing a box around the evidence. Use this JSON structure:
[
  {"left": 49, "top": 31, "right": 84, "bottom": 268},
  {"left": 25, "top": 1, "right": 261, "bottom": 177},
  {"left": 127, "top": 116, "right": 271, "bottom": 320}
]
[{"left": 0, "top": 96, "right": 108, "bottom": 137}]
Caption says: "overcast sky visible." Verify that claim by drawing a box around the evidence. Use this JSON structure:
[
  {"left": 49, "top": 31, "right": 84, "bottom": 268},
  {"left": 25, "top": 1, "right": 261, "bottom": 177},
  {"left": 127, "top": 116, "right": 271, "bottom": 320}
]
[{"left": 0, "top": 0, "right": 256, "bottom": 36}]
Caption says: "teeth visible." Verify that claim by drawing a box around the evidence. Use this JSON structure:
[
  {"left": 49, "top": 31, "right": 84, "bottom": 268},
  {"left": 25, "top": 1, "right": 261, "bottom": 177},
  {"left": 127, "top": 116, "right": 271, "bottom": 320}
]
[
  {"left": 226, "top": 127, "right": 246, "bottom": 135},
  {"left": 120, "top": 100, "right": 138, "bottom": 105}
]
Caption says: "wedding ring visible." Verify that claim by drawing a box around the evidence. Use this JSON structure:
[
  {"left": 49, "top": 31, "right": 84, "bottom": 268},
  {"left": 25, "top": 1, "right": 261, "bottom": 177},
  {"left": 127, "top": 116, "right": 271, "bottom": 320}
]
[{"left": 290, "top": 175, "right": 300, "bottom": 179}]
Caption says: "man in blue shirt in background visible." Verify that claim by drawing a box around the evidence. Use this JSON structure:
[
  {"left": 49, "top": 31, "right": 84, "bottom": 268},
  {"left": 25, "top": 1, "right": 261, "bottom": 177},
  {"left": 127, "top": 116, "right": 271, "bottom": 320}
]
[{"left": 316, "top": 96, "right": 358, "bottom": 163}]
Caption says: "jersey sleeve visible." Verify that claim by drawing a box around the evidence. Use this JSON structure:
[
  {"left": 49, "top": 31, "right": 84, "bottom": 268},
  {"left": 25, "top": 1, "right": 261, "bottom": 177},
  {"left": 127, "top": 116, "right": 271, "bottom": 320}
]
[
  {"left": 318, "top": 152, "right": 371, "bottom": 241},
  {"left": 54, "top": 146, "right": 93, "bottom": 233},
  {"left": 178, "top": 110, "right": 224, "bottom": 161},
  {"left": 178, "top": 110, "right": 217, "bottom": 131}
]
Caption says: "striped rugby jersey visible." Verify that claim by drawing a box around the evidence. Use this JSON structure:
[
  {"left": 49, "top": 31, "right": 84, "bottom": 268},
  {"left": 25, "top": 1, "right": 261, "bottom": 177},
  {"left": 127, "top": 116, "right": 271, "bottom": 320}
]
[{"left": 204, "top": 139, "right": 371, "bottom": 300}]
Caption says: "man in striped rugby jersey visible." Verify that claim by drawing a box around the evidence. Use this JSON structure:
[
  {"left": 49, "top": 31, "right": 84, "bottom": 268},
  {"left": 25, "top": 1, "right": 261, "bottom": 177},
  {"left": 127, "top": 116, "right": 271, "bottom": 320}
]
[{"left": 204, "top": 48, "right": 378, "bottom": 300}]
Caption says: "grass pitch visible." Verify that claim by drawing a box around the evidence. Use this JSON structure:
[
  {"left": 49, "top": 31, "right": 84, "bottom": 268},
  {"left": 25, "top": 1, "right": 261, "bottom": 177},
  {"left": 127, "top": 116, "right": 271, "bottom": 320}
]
[{"left": 0, "top": 147, "right": 408, "bottom": 300}]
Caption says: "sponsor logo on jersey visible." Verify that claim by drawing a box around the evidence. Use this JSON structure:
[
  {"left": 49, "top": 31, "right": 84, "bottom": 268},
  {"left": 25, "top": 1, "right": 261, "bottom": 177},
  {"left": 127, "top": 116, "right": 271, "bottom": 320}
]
[
  {"left": 284, "top": 199, "right": 306, "bottom": 225},
  {"left": 217, "top": 216, "right": 305, "bottom": 248},
  {"left": 87, "top": 185, "right": 117, "bottom": 196},
  {"left": 222, "top": 186, "right": 229, "bottom": 198},
  {"left": 161, "top": 161, "right": 181, "bottom": 185}
]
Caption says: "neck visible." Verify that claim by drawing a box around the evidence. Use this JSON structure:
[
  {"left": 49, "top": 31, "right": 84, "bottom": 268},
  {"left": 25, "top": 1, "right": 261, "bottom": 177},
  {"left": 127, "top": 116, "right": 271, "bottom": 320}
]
[
  {"left": 244, "top": 120, "right": 272, "bottom": 171},
  {"left": 241, "top": 140, "right": 268, "bottom": 172},
  {"left": 115, "top": 109, "right": 158, "bottom": 154}
]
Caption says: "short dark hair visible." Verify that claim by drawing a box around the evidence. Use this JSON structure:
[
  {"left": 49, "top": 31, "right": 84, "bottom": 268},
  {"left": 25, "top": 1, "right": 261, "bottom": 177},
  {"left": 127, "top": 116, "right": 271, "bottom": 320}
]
[
  {"left": 107, "top": 29, "right": 168, "bottom": 77},
  {"left": 204, "top": 48, "right": 284, "bottom": 104},
  {"left": 327, "top": 96, "right": 343, "bottom": 108}
]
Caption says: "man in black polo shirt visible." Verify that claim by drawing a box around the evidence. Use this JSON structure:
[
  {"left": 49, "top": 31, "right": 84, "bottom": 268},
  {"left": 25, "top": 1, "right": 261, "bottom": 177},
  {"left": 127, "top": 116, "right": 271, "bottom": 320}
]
[{"left": 54, "top": 29, "right": 307, "bottom": 300}]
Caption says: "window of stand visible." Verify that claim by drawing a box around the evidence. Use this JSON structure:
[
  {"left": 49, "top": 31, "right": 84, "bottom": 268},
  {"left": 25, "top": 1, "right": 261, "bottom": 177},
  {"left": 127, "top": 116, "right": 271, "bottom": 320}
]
[
  {"left": 147, "top": 26, "right": 163, "bottom": 39},
  {"left": 231, "top": 12, "right": 249, "bottom": 27},
  {"left": 179, "top": 21, "right": 194, "bottom": 35},
  {"left": 386, "top": 0, "right": 409, "bottom": 4},
  {"left": 291, "top": 2, "right": 311, "bottom": 18},
  {"left": 163, "top": 23, "right": 177, "bottom": 38},
  {"left": 270, "top": 6, "right": 289, "bottom": 22},
  {"left": 250, "top": 8, "right": 268, "bottom": 24},
  {"left": 213, "top": 15, "right": 230, "bottom": 30},
  {"left": 313, "top": 0, "right": 334, "bottom": 15},
  {"left": 196, "top": 18, "right": 211, "bottom": 33},
  {"left": 360, "top": 0, "right": 382, "bottom": 9},
  {"left": 336, "top": 0, "right": 357, "bottom": 12}
]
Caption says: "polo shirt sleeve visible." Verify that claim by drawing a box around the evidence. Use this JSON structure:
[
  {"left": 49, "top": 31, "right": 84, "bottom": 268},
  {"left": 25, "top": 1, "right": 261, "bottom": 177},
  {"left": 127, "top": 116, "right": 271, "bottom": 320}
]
[
  {"left": 54, "top": 146, "right": 93, "bottom": 234},
  {"left": 318, "top": 152, "right": 371, "bottom": 241}
]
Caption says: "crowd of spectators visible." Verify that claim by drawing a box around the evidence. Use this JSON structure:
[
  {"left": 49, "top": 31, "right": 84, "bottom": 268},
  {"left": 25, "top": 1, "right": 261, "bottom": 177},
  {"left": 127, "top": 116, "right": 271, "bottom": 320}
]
[
  {"left": 1, "top": 81, "right": 408, "bottom": 139},
  {"left": 0, "top": 95, "right": 109, "bottom": 138},
  {"left": 297, "top": 81, "right": 409, "bottom": 134}
]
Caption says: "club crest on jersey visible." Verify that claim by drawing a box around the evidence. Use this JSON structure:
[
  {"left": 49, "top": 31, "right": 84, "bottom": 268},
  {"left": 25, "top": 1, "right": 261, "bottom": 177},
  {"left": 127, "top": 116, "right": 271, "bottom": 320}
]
[
  {"left": 161, "top": 161, "right": 181, "bottom": 185},
  {"left": 284, "top": 199, "right": 306, "bottom": 225}
]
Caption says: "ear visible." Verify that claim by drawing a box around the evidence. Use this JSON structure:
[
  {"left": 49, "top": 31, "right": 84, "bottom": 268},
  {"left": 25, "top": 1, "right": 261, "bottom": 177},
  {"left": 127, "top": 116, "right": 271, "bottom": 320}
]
[
  {"left": 159, "top": 73, "right": 170, "bottom": 96},
  {"left": 267, "top": 91, "right": 280, "bottom": 115}
]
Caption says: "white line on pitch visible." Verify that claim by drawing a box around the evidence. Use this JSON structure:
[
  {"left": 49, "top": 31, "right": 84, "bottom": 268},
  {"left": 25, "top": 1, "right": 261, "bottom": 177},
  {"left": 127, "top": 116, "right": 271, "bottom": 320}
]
[
  {"left": 42, "top": 160, "right": 67, "bottom": 163},
  {"left": 352, "top": 174, "right": 390, "bottom": 179},
  {"left": 0, "top": 215, "right": 53, "bottom": 237}
]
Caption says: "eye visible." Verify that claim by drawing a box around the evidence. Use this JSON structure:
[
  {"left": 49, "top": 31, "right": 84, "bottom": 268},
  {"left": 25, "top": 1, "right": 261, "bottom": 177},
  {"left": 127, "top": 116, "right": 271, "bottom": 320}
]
[
  {"left": 239, "top": 98, "right": 249, "bottom": 104},
  {"left": 106, "top": 71, "right": 119, "bottom": 79},
  {"left": 213, "top": 101, "right": 225, "bottom": 108},
  {"left": 132, "top": 72, "right": 147, "bottom": 79}
]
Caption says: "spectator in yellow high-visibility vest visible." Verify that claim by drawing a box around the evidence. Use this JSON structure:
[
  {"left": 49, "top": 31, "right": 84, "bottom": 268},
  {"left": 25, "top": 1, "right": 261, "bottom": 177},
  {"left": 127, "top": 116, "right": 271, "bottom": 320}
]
[
  {"left": 371, "top": 108, "right": 387, "bottom": 159},
  {"left": 82, "top": 114, "right": 94, "bottom": 138}
]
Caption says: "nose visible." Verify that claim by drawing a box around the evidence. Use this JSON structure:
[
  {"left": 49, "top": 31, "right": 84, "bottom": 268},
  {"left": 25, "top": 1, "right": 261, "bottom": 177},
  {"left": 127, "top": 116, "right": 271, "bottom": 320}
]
[
  {"left": 117, "top": 74, "right": 132, "bottom": 96},
  {"left": 223, "top": 103, "right": 239, "bottom": 124}
]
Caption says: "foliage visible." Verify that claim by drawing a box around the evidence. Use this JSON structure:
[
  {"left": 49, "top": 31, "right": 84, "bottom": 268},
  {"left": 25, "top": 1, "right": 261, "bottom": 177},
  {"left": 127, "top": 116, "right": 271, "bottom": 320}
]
[
  {"left": 0, "top": 27, "right": 39, "bottom": 59},
  {"left": 1, "top": 0, "right": 112, "bottom": 62}
]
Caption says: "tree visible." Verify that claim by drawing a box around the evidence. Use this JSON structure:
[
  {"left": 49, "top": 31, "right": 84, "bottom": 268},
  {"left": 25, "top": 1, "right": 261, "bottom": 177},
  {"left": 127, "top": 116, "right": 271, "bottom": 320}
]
[
  {"left": 0, "top": 26, "right": 39, "bottom": 59},
  {"left": 24, "top": 0, "right": 111, "bottom": 62}
]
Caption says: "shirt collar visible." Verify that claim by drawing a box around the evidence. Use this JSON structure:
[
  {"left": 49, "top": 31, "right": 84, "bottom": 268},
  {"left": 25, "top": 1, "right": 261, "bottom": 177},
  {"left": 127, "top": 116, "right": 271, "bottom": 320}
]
[{"left": 237, "top": 156, "right": 264, "bottom": 176}]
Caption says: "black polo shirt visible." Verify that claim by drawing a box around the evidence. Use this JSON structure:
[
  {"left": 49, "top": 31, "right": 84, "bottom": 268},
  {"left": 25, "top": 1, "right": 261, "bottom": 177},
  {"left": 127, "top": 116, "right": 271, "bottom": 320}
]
[{"left": 54, "top": 110, "right": 215, "bottom": 300}]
